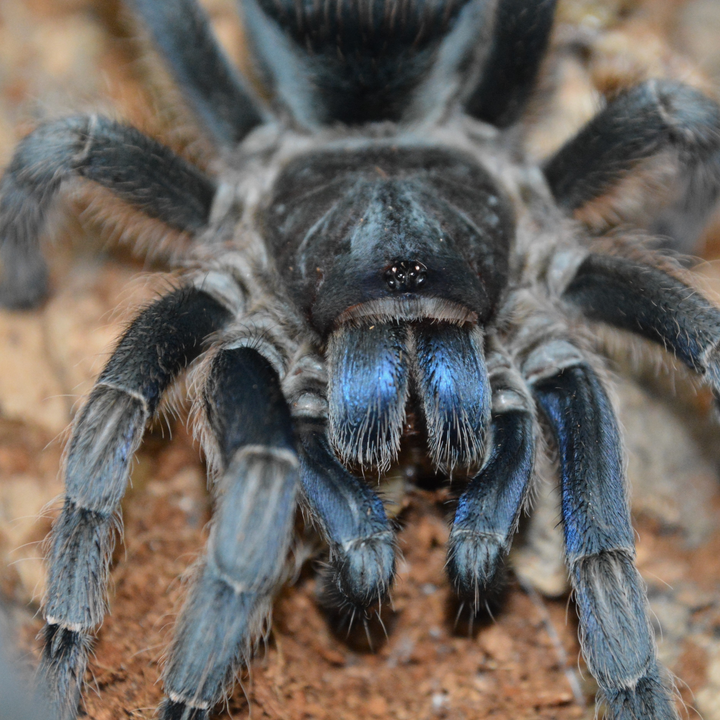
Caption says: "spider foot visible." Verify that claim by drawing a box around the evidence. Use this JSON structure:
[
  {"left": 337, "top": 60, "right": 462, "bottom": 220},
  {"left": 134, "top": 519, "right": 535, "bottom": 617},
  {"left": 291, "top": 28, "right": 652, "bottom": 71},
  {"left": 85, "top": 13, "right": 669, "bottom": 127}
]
[
  {"left": 159, "top": 698, "right": 210, "bottom": 720},
  {"left": 37, "top": 623, "right": 91, "bottom": 720},
  {"left": 603, "top": 670, "right": 679, "bottom": 720},
  {"left": 446, "top": 530, "right": 507, "bottom": 608},
  {"left": 323, "top": 532, "right": 396, "bottom": 611}
]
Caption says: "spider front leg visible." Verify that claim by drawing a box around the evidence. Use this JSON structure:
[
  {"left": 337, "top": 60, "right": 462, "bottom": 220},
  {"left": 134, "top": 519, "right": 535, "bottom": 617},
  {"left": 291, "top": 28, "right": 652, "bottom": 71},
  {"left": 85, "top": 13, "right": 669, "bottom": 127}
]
[
  {"left": 160, "top": 346, "right": 299, "bottom": 720},
  {"left": 526, "top": 339, "right": 677, "bottom": 720},
  {"left": 298, "top": 420, "right": 396, "bottom": 612},
  {"left": 40, "top": 286, "right": 231, "bottom": 720},
  {"left": 446, "top": 347, "right": 535, "bottom": 608},
  {"left": 0, "top": 115, "right": 216, "bottom": 307}
]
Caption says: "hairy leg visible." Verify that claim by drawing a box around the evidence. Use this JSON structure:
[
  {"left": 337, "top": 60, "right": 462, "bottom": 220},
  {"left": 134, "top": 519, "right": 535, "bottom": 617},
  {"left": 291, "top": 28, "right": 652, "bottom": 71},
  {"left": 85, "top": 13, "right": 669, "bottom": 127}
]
[
  {"left": 465, "top": 0, "right": 557, "bottom": 127},
  {"left": 39, "top": 286, "right": 230, "bottom": 720},
  {"left": 446, "top": 347, "right": 535, "bottom": 607},
  {"left": 160, "top": 346, "right": 298, "bottom": 719},
  {"left": 0, "top": 116, "right": 216, "bottom": 307},
  {"left": 298, "top": 420, "right": 396, "bottom": 612},
  {"left": 544, "top": 80, "right": 720, "bottom": 216},
  {"left": 128, "top": 0, "right": 266, "bottom": 146},
  {"left": 562, "top": 252, "right": 720, "bottom": 389},
  {"left": 527, "top": 339, "right": 677, "bottom": 720}
]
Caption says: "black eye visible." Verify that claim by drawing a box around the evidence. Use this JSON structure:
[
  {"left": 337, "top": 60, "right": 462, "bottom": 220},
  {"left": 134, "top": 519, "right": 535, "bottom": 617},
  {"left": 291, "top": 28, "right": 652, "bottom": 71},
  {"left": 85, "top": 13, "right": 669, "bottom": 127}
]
[{"left": 384, "top": 259, "right": 429, "bottom": 292}]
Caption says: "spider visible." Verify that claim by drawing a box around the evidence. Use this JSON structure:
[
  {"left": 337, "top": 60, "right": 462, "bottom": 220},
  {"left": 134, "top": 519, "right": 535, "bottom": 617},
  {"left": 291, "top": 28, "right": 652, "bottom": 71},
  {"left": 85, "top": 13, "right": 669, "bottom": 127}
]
[{"left": 2, "top": 0, "right": 720, "bottom": 718}]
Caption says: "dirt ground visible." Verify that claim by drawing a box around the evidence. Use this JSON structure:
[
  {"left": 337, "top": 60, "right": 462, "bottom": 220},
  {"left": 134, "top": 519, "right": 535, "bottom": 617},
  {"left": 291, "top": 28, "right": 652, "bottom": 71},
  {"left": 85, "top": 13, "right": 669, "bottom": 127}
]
[{"left": 3, "top": 1, "right": 720, "bottom": 719}]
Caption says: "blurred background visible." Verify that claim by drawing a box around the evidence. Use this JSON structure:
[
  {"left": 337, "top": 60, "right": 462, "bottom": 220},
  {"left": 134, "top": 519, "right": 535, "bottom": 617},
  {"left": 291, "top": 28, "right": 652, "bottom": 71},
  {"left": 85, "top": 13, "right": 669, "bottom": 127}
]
[{"left": 2, "top": 1, "right": 720, "bottom": 718}]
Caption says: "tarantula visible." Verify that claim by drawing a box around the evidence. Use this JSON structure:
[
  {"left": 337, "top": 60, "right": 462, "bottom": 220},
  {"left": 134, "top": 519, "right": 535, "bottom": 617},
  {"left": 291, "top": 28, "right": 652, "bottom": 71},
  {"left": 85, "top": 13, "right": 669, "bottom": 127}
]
[{"left": 2, "top": 0, "right": 720, "bottom": 718}]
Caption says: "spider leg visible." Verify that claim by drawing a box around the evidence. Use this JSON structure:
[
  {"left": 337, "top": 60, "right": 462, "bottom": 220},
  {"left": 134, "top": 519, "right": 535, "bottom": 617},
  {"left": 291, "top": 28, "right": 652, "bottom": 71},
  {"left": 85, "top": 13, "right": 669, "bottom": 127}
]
[
  {"left": 297, "top": 419, "right": 395, "bottom": 611},
  {"left": 39, "top": 286, "right": 231, "bottom": 720},
  {"left": 128, "top": 0, "right": 267, "bottom": 146},
  {"left": 465, "top": 0, "right": 557, "bottom": 128},
  {"left": 446, "top": 348, "right": 535, "bottom": 609},
  {"left": 0, "top": 115, "right": 216, "bottom": 308},
  {"left": 527, "top": 340, "right": 677, "bottom": 720},
  {"left": 160, "top": 346, "right": 298, "bottom": 720},
  {"left": 543, "top": 80, "right": 720, "bottom": 217},
  {"left": 562, "top": 253, "right": 720, "bottom": 389}
]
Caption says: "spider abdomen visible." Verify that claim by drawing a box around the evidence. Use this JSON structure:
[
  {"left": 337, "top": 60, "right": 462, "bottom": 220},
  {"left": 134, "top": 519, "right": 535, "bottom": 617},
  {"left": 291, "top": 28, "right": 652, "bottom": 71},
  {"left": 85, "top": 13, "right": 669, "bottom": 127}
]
[{"left": 245, "top": 0, "right": 484, "bottom": 124}]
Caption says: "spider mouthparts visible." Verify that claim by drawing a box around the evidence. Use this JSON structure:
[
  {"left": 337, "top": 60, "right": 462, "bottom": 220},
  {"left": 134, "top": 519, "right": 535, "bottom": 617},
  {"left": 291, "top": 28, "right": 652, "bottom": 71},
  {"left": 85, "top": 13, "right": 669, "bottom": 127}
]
[
  {"left": 384, "top": 260, "right": 428, "bottom": 292},
  {"left": 327, "top": 320, "right": 489, "bottom": 474}
]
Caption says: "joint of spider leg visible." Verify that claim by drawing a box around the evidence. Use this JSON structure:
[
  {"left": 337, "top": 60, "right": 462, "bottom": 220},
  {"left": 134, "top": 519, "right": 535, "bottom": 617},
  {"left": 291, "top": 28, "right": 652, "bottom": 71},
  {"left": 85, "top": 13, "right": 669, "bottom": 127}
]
[{"left": 162, "top": 695, "right": 211, "bottom": 720}]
